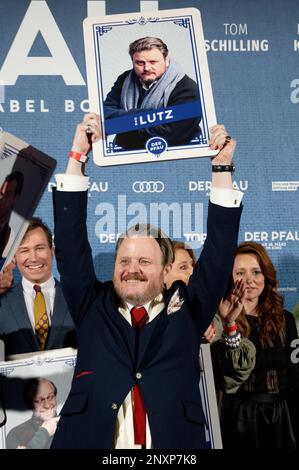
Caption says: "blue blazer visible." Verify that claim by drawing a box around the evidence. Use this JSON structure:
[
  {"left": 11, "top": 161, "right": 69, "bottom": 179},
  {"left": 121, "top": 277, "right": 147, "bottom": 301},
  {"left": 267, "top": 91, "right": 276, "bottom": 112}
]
[
  {"left": 0, "top": 280, "right": 76, "bottom": 356},
  {"left": 51, "top": 190, "right": 242, "bottom": 449}
]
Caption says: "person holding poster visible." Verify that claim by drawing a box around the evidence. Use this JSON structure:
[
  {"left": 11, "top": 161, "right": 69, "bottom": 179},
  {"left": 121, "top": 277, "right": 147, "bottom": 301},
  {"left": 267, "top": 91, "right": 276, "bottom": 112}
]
[
  {"left": 104, "top": 37, "right": 202, "bottom": 150},
  {"left": 51, "top": 113, "right": 243, "bottom": 449}
]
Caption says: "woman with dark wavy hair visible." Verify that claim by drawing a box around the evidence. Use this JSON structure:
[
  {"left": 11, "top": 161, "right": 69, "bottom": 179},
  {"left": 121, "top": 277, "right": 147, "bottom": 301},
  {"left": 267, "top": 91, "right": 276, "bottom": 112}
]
[{"left": 212, "top": 241, "right": 299, "bottom": 449}]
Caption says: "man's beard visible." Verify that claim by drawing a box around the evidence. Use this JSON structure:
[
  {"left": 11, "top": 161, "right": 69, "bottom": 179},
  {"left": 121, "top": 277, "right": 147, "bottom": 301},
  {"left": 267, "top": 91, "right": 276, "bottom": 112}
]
[
  {"left": 113, "top": 273, "right": 163, "bottom": 306},
  {"left": 142, "top": 78, "right": 155, "bottom": 87}
]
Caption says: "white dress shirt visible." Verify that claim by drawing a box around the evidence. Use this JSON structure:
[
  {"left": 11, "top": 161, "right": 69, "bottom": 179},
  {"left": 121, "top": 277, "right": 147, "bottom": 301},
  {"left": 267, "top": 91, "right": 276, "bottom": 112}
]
[
  {"left": 55, "top": 172, "right": 243, "bottom": 448},
  {"left": 55, "top": 173, "right": 243, "bottom": 208},
  {"left": 115, "top": 295, "right": 164, "bottom": 449}
]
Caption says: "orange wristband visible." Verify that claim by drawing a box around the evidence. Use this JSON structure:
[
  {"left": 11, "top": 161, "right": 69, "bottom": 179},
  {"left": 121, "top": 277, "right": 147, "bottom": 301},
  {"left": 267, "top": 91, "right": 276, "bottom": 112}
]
[{"left": 69, "top": 150, "right": 88, "bottom": 163}]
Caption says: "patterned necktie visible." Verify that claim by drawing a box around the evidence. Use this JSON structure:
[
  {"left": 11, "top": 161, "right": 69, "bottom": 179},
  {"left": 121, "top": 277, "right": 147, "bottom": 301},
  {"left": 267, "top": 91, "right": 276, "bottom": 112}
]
[
  {"left": 33, "top": 284, "right": 49, "bottom": 350},
  {"left": 130, "top": 306, "right": 149, "bottom": 446}
]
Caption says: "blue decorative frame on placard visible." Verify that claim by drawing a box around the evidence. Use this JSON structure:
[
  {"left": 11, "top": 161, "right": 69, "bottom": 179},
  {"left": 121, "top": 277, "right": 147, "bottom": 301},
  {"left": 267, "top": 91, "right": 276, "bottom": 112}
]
[{"left": 91, "top": 13, "right": 210, "bottom": 159}]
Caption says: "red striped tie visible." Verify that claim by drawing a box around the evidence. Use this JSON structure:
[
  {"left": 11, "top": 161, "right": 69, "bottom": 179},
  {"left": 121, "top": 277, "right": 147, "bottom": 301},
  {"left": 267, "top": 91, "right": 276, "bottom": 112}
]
[{"left": 130, "top": 306, "right": 149, "bottom": 446}]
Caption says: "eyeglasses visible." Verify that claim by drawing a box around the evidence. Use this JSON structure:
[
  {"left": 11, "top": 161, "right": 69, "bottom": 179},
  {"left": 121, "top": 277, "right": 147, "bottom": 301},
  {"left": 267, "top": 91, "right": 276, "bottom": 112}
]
[{"left": 33, "top": 393, "right": 56, "bottom": 406}]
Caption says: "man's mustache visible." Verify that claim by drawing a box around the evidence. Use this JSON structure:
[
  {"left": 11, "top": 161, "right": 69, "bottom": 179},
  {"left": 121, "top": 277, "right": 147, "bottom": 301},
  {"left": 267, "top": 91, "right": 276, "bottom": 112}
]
[{"left": 122, "top": 273, "right": 147, "bottom": 281}]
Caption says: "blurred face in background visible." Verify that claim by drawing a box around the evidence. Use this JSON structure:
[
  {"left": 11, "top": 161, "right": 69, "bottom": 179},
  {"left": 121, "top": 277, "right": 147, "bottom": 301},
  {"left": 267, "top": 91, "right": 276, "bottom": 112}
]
[{"left": 164, "top": 248, "right": 194, "bottom": 289}]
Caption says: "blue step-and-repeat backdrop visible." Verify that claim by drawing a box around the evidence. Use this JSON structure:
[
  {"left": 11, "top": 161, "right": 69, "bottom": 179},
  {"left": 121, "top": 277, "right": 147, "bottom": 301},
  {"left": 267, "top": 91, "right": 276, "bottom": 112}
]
[{"left": 0, "top": 0, "right": 298, "bottom": 311}]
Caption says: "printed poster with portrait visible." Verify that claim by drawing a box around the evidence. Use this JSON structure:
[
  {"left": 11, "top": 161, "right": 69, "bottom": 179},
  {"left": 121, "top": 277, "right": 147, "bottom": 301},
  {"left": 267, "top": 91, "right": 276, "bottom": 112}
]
[
  {"left": 83, "top": 8, "right": 218, "bottom": 166},
  {"left": 0, "top": 348, "right": 76, "bottom": 449},
  {"left": 0, "top": 345, "right": 222, "bottom": 449},
  {"left": 0, "top": 130, "right": 56, "bottom": 272}
]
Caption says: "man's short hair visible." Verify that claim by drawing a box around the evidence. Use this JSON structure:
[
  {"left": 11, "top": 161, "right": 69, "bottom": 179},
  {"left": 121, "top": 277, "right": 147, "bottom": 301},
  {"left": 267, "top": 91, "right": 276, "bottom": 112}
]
[
  {"left": 129, "top": 37, "right": 169, "bottom": 59},
  {"left": 21, "top": 217, "right": 53, "bottom": 248},
  {"left": 23, "top": 378, "right": 57, "bottom": 410},
  {"left": 115, "top": 223, "right": 174, "bottom": 267},
  {"left": 5, "top": 171, "right": 24, "bottom": 196}
]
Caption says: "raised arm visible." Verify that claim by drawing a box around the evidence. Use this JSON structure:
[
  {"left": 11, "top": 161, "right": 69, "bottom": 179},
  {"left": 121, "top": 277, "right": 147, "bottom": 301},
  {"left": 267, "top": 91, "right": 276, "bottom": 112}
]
[
  {"left": 53, "top": 114, "right": 102, "bottom": 326},
  {"left": 187, "top": 125, "right": 243, "bottom": 335}
]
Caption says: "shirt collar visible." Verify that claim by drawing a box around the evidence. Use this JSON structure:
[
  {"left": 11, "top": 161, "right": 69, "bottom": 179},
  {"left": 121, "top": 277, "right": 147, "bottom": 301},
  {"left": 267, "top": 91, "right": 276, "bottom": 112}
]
[
  {"left": 140, "top": 80, "right": 157, "bottom": 91},
  {"left": 121, "top": 293, "right": 164, "bottom": 322},
  {"left": 126, "top": 292, "right": 163, "bottom": 310},
  {"left": 22, "top": 275, "right": 55, "bottom": 294}
]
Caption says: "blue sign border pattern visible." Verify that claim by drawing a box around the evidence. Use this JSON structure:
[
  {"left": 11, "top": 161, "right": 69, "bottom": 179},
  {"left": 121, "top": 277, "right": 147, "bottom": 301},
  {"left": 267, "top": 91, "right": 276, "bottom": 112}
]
[{"left": 91, "top": 14, "right": 209, "bottom": 158}]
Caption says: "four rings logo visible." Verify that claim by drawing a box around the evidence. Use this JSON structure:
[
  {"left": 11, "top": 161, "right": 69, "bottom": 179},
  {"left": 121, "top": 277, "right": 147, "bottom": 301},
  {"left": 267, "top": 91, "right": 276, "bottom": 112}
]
[{"left": 132, "top": 181, "right": 165, "bottom": 193}]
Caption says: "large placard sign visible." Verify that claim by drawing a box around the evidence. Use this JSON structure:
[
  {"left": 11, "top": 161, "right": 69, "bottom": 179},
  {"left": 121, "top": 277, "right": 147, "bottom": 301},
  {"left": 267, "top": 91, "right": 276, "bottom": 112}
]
[
  {"left": 0, "top": 348, "right": 76, "bottom": 449},
  {"left": 83, "top": 8, "right": 217, "bottom": 166},
  {"left": 0, "top": 131, "right": 56, "bottom": 272},
  {"left": 0, "top": 345, "right": 221, "bottom": 449}
]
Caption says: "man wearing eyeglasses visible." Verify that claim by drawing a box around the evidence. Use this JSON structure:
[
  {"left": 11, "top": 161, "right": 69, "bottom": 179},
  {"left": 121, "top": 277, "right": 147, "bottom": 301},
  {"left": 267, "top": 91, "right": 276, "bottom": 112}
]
[{"left": 6, "top": 378, "right": 60, "bottom": 449}]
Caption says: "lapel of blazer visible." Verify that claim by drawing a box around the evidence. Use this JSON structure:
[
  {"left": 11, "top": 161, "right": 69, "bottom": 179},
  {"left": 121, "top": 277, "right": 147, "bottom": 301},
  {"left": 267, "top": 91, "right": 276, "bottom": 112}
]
[
  {"left": 137, "top": 307, "right": 168, "bottom": 369},
  {"left": 109, "top": 288, "right": 135, "bottom": 364},
  {"left": 46, "top": 280, "right": 68, "bottom": 349},
  {"left": 8, "top": 283, "right": 39, "bottom": 350},
  {"left": 136, "top": 283, "right": 185, "bottom": 368}
]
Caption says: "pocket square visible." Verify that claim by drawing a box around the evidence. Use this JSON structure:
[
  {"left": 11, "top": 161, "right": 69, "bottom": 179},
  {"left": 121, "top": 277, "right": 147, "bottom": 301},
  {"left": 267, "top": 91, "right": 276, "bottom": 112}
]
[
  {"left": 75, "top": 370, "right": 94, "bottom": 379},
  {"left": 167, "top": 288, "right": 184, "bottom": 315}
]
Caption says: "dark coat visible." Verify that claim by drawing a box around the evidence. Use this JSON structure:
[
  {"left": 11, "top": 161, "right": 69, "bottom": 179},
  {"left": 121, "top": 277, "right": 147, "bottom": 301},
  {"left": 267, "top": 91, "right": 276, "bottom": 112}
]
[
  {"left": 104, "top": 70, "right": 202, "bottom": 149},
  {"left": 51, "top": 190, "right": 242, "bottom": 449}
]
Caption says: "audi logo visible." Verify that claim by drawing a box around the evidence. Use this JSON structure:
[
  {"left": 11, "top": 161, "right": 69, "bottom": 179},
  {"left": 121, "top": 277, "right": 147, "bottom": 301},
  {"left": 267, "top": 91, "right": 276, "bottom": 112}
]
[{"left": 132, "top": 181, "right": 165, "bottom": 193}]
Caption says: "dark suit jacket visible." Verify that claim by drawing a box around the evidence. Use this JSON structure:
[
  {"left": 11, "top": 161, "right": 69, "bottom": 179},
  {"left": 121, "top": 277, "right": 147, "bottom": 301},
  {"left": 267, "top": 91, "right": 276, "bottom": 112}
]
[
  {"left": 104, "top": 70, "right": 202, "bottom": 150},
  {"left": 0, "top": 280, "right": 76, "bottom": 356},
  {"left": 51, "top": 190, "right": 242, "bottom": 449}
]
